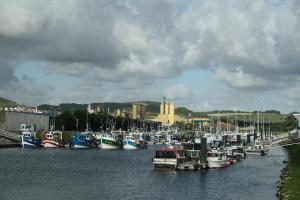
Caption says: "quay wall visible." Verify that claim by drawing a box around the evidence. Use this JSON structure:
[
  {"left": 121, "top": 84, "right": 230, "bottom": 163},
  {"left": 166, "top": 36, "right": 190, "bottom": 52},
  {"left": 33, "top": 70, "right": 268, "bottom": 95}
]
[{"left": 0, "top": 137, "right": 20, "bottom": 148}]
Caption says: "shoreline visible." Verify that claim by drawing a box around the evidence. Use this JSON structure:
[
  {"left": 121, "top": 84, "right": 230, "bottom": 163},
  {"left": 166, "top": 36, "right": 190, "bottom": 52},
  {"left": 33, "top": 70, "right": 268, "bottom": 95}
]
[{"left": 277, "top": 144, "right": 300, "bottom": 200}]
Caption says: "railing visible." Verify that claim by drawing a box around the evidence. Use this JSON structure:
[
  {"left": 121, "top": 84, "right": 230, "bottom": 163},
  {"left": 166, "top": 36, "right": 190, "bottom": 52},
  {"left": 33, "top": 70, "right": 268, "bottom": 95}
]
[{"left": 0, "top": 129, "right": 20, "bottom": 143}]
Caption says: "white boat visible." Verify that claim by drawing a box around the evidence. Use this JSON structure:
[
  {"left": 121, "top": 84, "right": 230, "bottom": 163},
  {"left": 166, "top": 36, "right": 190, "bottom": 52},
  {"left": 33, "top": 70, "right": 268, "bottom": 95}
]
[
  {"left": 246, "top": 140, "right": 266, "bottom": 155},
  {"left": 207, "top": 150, "right": 228, "bottom": 168},
  {"left": 226, "top": 145, "right": 246, "bottom": 160},
  {"left": 42, "top": 131, "right": 63, "bottom": 148}
]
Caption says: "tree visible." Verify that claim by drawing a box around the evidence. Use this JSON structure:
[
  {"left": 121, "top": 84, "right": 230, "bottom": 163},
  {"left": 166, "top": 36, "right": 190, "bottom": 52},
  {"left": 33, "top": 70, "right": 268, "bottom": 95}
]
[
  {"left": 56, "top": 111, "right": 75, "bottom": 131},
  {"left": 284, "top": 114, "right": 297, "bottom": 131}
]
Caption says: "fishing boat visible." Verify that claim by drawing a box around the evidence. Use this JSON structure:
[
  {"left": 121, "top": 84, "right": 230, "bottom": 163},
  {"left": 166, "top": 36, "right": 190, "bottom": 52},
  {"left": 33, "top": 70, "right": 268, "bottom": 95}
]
[
  {"left": 123, "top": 135, "right": 141, "bottom": 150},
  {"left": 245, "top": 140, "right": 266, "bottom": 155},
  {"left": 42, "top": 131, "right": 63, "bottom": 148},
  {"left": 71, "top": 132, "right": 95, "bottom": 149},
  {"left": 153, "top": 147, "right": 188, "bottom": 170},
  {"left": 226, "top": 145, "right": 246, "bottom": 160},
  {"left": 207, "top": 150, "right": 228, "bottom": 168},
  {"left": 96, "top": 133, "right": 122, "bottom": 150},
  {"left": 20, "top": 131, "right": 42, "bottom": 148},
  {"left": 71, "top": 105, "right": 97, "bottom": 149}
]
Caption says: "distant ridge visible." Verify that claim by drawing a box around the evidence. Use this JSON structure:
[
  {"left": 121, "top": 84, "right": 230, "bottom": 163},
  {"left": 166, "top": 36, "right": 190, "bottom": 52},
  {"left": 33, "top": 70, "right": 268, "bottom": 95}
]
[
  {"left": 38, "top": 101, "right": 162, "bottom": 114},
  {"left": 0, "top": 97, "right": 20, "bottom": 108}
]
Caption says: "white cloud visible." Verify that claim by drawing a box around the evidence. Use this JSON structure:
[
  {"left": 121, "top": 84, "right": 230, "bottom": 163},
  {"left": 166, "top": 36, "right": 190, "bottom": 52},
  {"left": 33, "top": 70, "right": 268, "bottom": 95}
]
[
  {"left": 0, "top": 0, "right": 300, "bottom": 112},
  {"left": 164, "top": 84, "right": 190, "bottom": 100},
  {"left": 215, "top": 67, "right": 268, "bottom": 89}
]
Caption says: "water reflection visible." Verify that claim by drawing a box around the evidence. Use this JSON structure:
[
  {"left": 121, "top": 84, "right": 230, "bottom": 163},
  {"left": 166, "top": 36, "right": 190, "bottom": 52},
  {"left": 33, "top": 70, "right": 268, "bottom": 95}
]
[{"left": 0, "top": 146, "right": 286, "bottom": 200}]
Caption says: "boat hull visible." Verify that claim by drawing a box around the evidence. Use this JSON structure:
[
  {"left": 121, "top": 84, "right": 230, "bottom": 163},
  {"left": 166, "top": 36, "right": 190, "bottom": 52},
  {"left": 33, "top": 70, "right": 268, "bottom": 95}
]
[
  {"left": 100, "top": 138, "right": 121, "bottom": 150},
  {"left": 123, "top": 140, "right": 140, "bottom": 150},
  {"left": 153, "top": 158, "right": 177, "bottom": 170},
  {"left": 42, "top": 140, "right": 60, "bottom": 148},
  {"left": 246, "top": 150, "right": 265, "bottom": 156},
  {"left": 72, "top": 144, "right": 91, "bottom": 149},
  {"left": 21, "top": 136, "right": 42, "bottom": 148},
  {"left": 207, "top": 160, "right": 228, "bottom": 168}
]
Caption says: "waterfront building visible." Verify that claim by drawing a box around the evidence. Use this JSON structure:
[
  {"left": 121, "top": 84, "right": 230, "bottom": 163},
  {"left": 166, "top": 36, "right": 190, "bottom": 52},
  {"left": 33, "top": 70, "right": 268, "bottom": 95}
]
[
  {"left": 293, "top": 114, "right": 300, "bottom": 139},
  {"left": 158, "top": 100, "right": 175, "bottom": 126},
  {"left": 0, "top": 111, "right": 49, "bottom": 131},
  {"left": 132, "top": 103, "right": 148, "bottom": 120}
]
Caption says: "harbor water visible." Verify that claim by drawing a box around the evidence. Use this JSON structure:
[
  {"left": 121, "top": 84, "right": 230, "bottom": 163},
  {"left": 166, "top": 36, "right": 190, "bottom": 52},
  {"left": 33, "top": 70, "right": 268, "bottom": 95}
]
[{"left": 0, "top": 145, "right": 287, "bottom": 200}]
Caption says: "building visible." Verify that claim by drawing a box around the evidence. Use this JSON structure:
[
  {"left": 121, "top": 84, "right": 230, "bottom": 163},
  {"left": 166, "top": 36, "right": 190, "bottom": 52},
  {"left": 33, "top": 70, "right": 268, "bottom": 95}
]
[
  {"left": 158, "top": 100, "right": 175, "bottom": 126},
  {"left": 191, "top": 118, "right": 211, "bottom": 127},
  {"left": 113, "top": 108, "right": 128, "bottom": 117},
  {"left": 0, "top": 111, "right": 50, "bottom": 132},
  {"left": 293, "top": 114, "right": 300, "bottom": 138},
  {"left": 132, "top": 103, "right": 148, "bottom": 120}
]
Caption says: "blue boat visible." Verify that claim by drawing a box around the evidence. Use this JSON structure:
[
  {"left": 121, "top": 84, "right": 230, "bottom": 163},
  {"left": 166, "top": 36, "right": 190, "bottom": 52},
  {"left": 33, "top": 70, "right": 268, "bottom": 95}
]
[
  {"left": 20, "top": 131, "right": 42, "bottom": 148},
  {"left": 123, "top": 135, "right": 141, "bottom": 150},
  {"left": 71, "top": 132, "right": 96, "bottom": 149}
]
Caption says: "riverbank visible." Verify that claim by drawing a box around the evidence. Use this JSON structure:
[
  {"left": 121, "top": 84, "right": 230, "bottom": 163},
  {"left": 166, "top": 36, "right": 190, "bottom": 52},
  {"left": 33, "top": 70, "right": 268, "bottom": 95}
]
[{"left": 277, "top": 144, "right": 300, "bottom": 199}]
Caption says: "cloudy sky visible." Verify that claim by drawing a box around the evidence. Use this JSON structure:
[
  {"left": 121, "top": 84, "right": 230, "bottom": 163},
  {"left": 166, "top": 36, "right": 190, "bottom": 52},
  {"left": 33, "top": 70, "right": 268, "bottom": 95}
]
[{"left": 0, "top": 0, "right": 300, "bottom": 113}]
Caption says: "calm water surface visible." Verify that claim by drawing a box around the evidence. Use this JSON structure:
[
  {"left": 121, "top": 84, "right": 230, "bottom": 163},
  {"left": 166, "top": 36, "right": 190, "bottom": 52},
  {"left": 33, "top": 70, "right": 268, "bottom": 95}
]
[{"left": 0, "top": 145, "right": 286, "bottom": 200}]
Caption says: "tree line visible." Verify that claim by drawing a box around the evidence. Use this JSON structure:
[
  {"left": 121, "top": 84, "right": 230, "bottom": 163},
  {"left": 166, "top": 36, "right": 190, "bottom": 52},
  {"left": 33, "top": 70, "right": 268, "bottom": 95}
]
[{"left": 53, "top": 110, "right": 161, "bottom": 132}]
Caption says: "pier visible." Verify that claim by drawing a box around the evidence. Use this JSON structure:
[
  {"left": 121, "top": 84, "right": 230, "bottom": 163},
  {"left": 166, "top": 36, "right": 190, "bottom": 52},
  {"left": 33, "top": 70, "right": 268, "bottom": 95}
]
[{"left": 0, "top": 129, "right": 21, "bottom": 148}]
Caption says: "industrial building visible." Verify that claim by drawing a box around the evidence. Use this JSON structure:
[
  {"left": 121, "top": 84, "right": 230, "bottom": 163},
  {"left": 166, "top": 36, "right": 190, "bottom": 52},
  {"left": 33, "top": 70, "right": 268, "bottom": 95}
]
[
  {"left": 158, "top": 100, "right": 175, "bottom": 126},
  {"left": 0, "top": 111, "right": 50, "bottom": 132},
  {"left": 132, "top": 103, "right": 148, "bottom": 120}
]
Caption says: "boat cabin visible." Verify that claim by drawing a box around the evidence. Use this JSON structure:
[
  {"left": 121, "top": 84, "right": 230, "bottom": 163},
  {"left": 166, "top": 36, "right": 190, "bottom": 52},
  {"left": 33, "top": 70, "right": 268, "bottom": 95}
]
[
  {"left": 45, "top": 133, "right": 53, "bottom": 140},
  {"left": 207, "top": 151, "right": 226, "bottom": 158},
  {"left": 153, "top": 147, "right": 187, "bottom": 170}
]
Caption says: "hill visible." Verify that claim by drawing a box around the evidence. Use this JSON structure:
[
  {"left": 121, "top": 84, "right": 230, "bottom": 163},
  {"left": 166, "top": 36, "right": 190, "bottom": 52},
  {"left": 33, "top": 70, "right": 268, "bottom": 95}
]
[
  {"left": 0, "top": 97, "right": 21, "bottom": 108},
  {"left": 38, "top": 101, "right": 162, "bottom": 114}
]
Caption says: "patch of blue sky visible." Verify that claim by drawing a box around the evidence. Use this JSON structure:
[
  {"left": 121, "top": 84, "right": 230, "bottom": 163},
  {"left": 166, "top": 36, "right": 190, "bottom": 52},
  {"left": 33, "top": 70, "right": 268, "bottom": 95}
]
[
  {"left": 15, "top": 62, "right": 79, "bottom": 92},
  {"left": 158, "top": 68, "right": 215, "bottom": 92}
]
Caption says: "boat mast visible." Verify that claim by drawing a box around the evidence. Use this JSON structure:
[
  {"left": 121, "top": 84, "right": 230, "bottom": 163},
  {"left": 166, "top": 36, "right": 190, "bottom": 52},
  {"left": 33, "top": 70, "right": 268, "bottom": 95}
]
[
  {"left": 86, "top": 105, "right": 89, "bottom": 132},
  {"left": 226, "top": 115, "right": 229, "bottom": 133},
  {"left": 257, "top": 107, "right": 260, "bottom": 137}
]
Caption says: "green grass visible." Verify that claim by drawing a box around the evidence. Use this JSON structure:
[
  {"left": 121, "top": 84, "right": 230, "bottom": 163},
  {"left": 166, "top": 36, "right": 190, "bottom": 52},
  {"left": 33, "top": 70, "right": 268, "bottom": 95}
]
[
  {"left": 280, "top": 144, "right": 300, "bottom": 199},
  {"left": 273, "top": 132, "right": 288, "bottom": 136}
]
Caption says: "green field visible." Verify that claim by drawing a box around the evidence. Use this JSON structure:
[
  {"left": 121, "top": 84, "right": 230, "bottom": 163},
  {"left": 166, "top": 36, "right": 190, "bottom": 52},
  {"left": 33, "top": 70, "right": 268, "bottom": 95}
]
[{"left": 207, "top": 112, "right": 287, "bottom": 123}]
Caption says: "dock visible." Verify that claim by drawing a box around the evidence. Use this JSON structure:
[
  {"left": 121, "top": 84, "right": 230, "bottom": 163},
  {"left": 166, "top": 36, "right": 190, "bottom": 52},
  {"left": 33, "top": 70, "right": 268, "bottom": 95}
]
[{"left": 0, "top": 129, "right": 21, "bottom": 148}]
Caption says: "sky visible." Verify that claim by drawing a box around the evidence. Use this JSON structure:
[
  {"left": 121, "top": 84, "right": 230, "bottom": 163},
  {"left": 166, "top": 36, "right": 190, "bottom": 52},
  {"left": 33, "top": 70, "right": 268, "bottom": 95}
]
[{"left": 0, "top": 0, "right": 300, "bottom": 113}]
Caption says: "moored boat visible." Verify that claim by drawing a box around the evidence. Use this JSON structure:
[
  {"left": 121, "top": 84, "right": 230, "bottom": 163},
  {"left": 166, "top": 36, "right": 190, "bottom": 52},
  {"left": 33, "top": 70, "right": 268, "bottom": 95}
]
[
  {"left": 42, "top": 131, "right": 63, "bottom": 148},
  {"left": 96, "top": 133, "right": 122, "bottom": 150},
  {"left": 71, "top": 132, "right": 95, "bottom": 149},
  {"left": 123, "top": 135, "right": 141, "bottom": 150},
  {"left": 153, "top": 147, "right": 187, "bottom": 170},
  {"left": 245, "top": 141, "right": 266, "bottom": 156},
  {"left": 207, "top": 150, "right": 228, "bottom": 168},
  {"left": 20, "top": 131, "right": 42, "bottom": 148},
  {"left": 226, "top": 145, "right": 246, "bottom": 160}
]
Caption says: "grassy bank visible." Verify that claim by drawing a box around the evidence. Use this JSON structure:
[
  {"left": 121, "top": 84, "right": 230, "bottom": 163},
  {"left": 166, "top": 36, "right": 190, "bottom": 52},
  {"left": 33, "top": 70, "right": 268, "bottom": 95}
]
[{"left": 278, "top": 144, "right": 300, "bottom": 199}]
